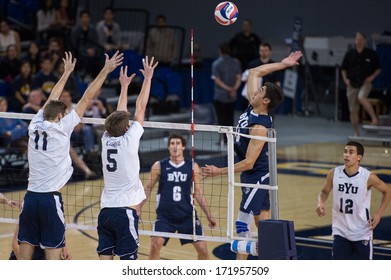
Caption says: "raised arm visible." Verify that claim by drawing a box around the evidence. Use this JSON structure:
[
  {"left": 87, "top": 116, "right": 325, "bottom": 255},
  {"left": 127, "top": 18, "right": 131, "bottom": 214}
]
[
  {"left": 74, "top": 51, "right": 123, "bottom": 119},
  {"left": 133, "top": 56, "right": 158, "bottom": 126},
  {"left": 42, "top": 52, "right": 76, "bottom": 110},
  {"left": 247, "top": 51, "right": 302, "bottom": 101},
  {"left": 117, "top": 66, "right": 136, "bottom": 111}
]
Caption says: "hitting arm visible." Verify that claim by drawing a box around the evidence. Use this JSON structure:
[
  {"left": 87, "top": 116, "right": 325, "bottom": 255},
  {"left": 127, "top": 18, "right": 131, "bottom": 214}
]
[{"left": 247, "top": 51, "right": 302, "bottom": 101}]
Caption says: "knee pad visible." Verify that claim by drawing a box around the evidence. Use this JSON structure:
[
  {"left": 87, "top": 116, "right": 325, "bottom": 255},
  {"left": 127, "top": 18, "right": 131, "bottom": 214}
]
[{"left": 235, "top": 211, "right": 252, "bottom": 237}]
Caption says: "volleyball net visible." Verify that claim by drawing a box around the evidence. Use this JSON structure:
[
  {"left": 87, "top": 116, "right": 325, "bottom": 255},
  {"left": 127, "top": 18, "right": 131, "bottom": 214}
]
[{"left": 0, "top": 112, "right": 278, "bottom": 245}]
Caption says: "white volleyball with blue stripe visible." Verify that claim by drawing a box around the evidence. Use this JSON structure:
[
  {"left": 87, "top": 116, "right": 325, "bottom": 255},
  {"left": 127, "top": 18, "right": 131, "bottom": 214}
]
[{"left": 214, "top": 1, "right": 239, "bottom": 26}]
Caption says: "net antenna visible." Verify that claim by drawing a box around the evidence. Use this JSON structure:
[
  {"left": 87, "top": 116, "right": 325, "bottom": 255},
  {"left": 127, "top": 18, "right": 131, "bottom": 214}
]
[{"left": 190, "top": 28, "right": 197, "bottom": 241}]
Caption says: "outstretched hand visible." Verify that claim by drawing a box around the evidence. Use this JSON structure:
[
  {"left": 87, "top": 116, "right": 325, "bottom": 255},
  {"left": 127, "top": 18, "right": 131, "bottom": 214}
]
[
  {"left": 8, "top": 200, "right": 22, "bottom": 210},
  {"left": 281, "top": 51, "right": 302, "bottom": 67},
  {"left": 201, "top": 164, "right": 222, "bottom": 178},
  {"left": 62, "top": 51, "right": 77, "bottom": 73},
  {"left": 119, "top": 66, "right": 136, "bottom": 88},
  {"left": 103, "top": 50, "right": 124, "bottom": 74},
  {"left": 139, "top": 56, "right": 158, "bottom": 80}
]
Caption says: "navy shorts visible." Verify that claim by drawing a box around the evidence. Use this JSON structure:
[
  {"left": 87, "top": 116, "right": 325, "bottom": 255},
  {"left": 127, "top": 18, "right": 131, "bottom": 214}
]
[
  {"left": 97, "top": 207, "right": 139, "bottom": 260},
  {"left": 239, "top": 172, "right": 270, "bottom": 216},
  {"left": 154, "top": 215, "right": 204, "bottom": 245},
  {"left": 18, "top": 191, "right": 66, "bottom": 249},
  {"left": 333, "top": 235, "right": 373, "bottom": 260}
]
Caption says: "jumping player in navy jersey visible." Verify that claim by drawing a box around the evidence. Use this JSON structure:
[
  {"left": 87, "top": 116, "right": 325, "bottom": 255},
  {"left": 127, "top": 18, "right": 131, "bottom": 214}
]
[
  {"left": 97, "top": 57, "right": 158, "bottom": 260},
  {"left": 18, "top": 51, "right": 123, "bottom": 260},
  {"left": 142, "top": 133, "right": 216, "bottom": 260},
  {"left": 316, "top": 141, "right": 390, "bottom": 259},
  {"left": 202, "top": 51, "right": 302, "bottom": 260}
]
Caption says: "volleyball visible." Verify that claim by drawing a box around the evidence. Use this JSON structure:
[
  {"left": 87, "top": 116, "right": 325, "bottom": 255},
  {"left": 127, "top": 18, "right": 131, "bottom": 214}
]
[{"left": 214, "top": 1, "right": 239, "bottom": 26}]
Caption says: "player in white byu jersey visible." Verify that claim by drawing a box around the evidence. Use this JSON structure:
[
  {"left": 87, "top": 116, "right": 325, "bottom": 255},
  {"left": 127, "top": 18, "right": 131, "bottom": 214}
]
[
  {"left": 18, "top": 51, "right": 124, "bottom": 260},
  {"left": 316, "top": 141, "right": 391, "bottom": 259},
  {"left": 97, "top": 57, "right": 158, "bottom": 260}
]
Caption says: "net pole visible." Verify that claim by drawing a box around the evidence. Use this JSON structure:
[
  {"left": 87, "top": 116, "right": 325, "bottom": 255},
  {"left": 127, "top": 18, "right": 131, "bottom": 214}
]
[
  {"left": 268, "top": 129, "right": 279, "bottom": 219},
  {"left": 226, "top": 127, "right": 235, "bottom": 239},
  {"left": 190, "top": 28, "right": 197, "bottom": 241}
]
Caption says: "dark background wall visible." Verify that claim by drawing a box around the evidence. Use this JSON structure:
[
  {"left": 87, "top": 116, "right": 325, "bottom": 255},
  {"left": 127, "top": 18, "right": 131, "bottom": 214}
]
[{"left": 86, "top": 0, "right": 391, "bottom": 58}]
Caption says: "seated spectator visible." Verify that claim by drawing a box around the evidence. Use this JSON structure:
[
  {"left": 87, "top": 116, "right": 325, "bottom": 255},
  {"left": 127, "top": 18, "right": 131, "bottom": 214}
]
[
  {"left": 0, "top": 44, "right": 20, "bottom": 83},
  {"left": 84, "top": 86, "right": 110, "bottom": 140},
  {"left": 20, "top": 41, "right": 41, "bottom": 75},
  {"left": 0, "top": 97, "right": 28, "bottom": 150},
  {"left": 36, "top": 0, "right": 61, "bottom": 46},
  {"left": 22, "top": 89, "right": 45, "bottom": 114},
  {"left": 59, "top": 89, "right": 96, "bottom": 154},
  {"left": 11, "top": 60, "right": 34, "bottom": 112},
  {"left": 32, "top": 55, "right": 57, "bottom": 98},
  {"left": 41, "top": 37, "right": 63, "bottom": 69},
  {"left": 55, "top": 0, "right": 75, "bottom": 49},
  {"left": 71, "top": 10, "right": 104, "bottom": 81},
  {"left": 0, "top": 20, "right": 21, "bottom": 57},
  {"left": 96, "top": 7, "right": 122, "bottom": 52},
  {"left": 146, "top": 15, "right": 178, "bottom": 66},
  {"left": 146, "top": 15, "right": 182, "bottom": 114}
]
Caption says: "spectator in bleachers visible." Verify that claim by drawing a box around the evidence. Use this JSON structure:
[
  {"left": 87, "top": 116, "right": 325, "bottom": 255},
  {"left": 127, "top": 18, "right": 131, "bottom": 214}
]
[
  {"left": 0, "top": 97, "right": 28, "bottom": 149},
  {"left": 229, "top": 19, "right": 261, "bottom": 71},
  {"left": 146, "top": 15, "right": 182, "bottom": 114},
  {"left": 0, "top": 44, "right": 20, "bottom": 83},
  {"left": 71, "top": 10, "right": 103, "bottom": 81},
  {"left": 84, "top": 85, "right": 110, "bottom": 140},
  {"left": 21, "top": 41, "right": 41, "bottom": 75},
  {"left": 55, "top": 59, "right": 79, "bottom": 102},
  {"left": 0, "top": 20, "right": 21, "bottom": 57},
  {"left": 96, "top": 7, "right": 122, "bottom": 52},
  {"left": 32, "top": 55, "right": 57, "bottom": 98},
  {"left": 22, "top": 89, "right": 45, "bottom": 114},
  {"left": 40, "top": 37, "right": 63, "bottom": 69},
  {"left": 36, "top": 0, "right": 60, "bottom": 46},
  {"left": 55, "top": 0, "right": 75, "bottom": 49},
  {"left": 146, "top": 15, "right": 178, "bottom": 66},
  {"left": 60, "top": 89, "right": 96, "bottom": 154},
  {"left": 11, "top": 60, "right": 34, "bottom": 112}
]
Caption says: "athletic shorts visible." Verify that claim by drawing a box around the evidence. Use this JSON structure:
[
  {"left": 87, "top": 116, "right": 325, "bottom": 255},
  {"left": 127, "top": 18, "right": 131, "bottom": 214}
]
[
  {"left": 18, "top": 191, "right": 66, "bottom": 249},
  {"left": 332, "top": 235, "right": 373, "bottom": 260},
  {"left": 97, "top": 207, "right": 139, "bottom": 260},
  {"left": 239, "top": 172, "right": 270, "bottom": 216},
  {"left": 154, "top": 215, "right": 204, "bottom": 245}
]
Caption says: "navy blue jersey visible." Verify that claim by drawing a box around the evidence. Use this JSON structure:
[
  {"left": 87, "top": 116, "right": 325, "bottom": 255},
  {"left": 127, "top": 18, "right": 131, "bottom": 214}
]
[
  {"left": 234, "top": 105, "right": 272, "bottom": 174},
  {"left": 157, "top": 158, "right": 194, "bottom": 220}
]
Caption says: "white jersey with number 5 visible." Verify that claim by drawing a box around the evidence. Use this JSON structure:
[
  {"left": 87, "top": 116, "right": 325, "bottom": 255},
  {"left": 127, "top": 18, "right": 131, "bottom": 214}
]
[
  {"left": 27, "top": 109, "right": 80, "bottom": 192},
  {"left": 332, "top": 166, "right": 372, "bottom": 241},
  {"left": 100, "top": 121, "right": 146, "bottom": 208}
]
